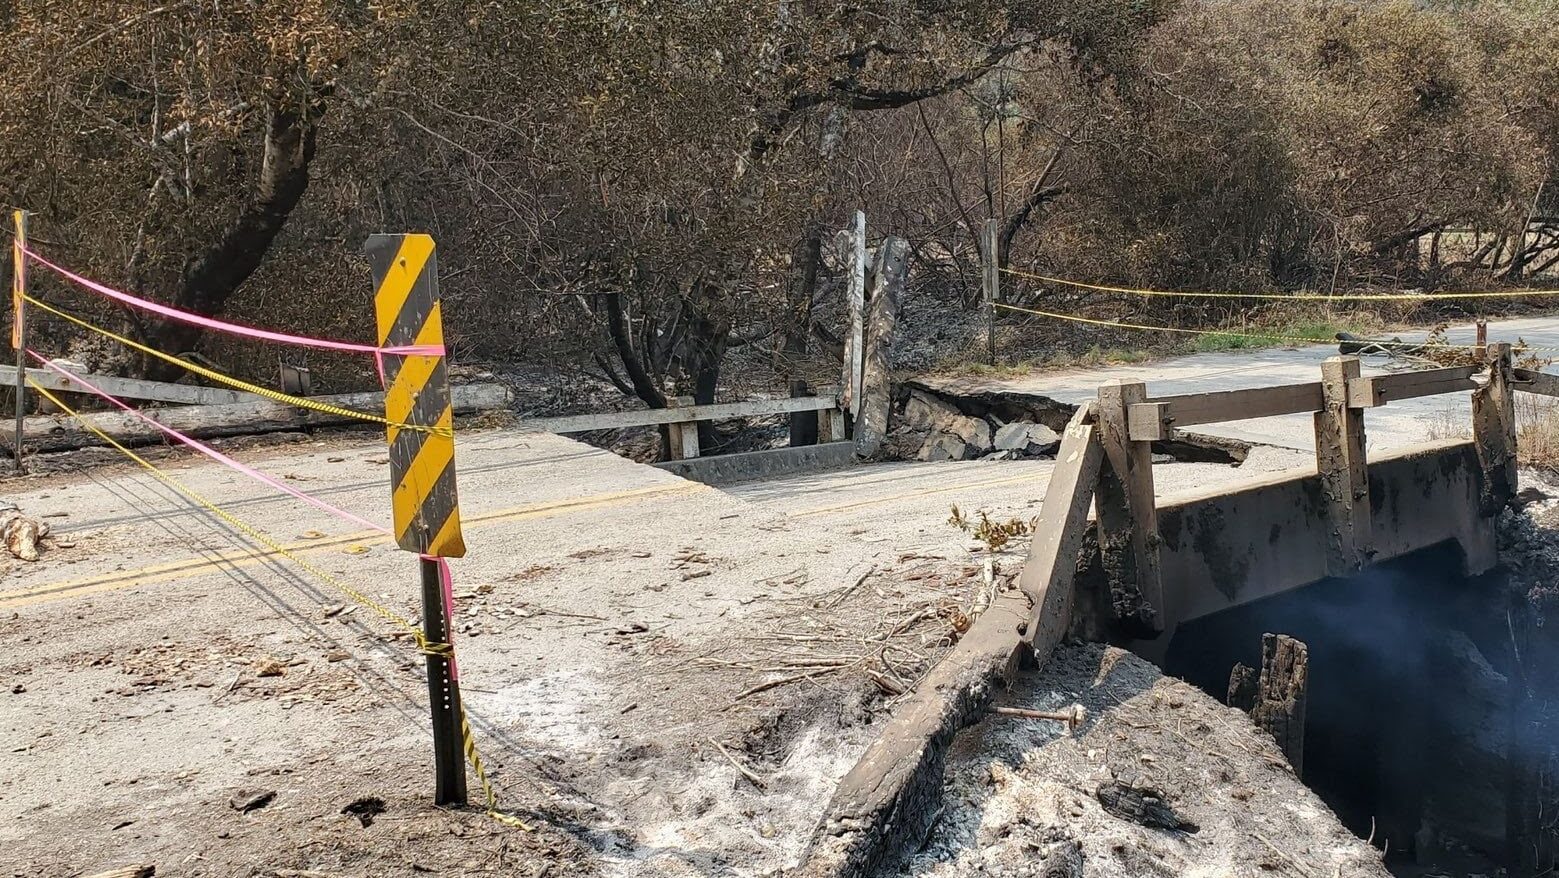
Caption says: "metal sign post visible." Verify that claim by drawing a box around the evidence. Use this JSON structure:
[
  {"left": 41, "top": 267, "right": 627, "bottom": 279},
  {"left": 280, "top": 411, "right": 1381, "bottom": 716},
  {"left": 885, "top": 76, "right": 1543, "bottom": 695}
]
[
  {"left": 12, "top": 210, "right": 27, "bottom": 473},
  {"left": 366, "top": 232, "right": 468, "bottom": 806},
  {"left": 983, "top": 218, "right": 998, "bottom": 366}
]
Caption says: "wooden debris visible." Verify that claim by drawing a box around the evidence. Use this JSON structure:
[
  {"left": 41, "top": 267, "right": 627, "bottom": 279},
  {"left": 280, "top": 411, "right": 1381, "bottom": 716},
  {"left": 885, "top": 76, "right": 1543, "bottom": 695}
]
[
  {"left": 990, "top": 703, "right": 1086, "bottom": 731},
  {"left": 1037, "top": 840, "right": 1084, "bottom": 878},
  {"left": 707, "top": 737, "right": 768, "bottom": 789},
  {"left": 1250, "top": 634, "right": 1308, "bottom": 776},
  {"left": 82, "top": 867, "right": 154, "bottom": 878},
  {"left": 1226, "top": 663, "right": 1258, "bottom": 711},
  {"left": 229, "top": 788, "right": 276, "bottom": 813},
  {"left": 1095, "top": 778, "right": 1199, "bottom": 833}
]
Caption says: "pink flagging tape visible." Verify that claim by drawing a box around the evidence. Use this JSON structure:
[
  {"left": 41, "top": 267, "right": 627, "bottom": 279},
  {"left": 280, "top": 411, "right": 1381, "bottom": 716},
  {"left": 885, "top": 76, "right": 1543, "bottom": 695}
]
[
  {"left": 23, "top": 248, "right": 444, "bottom": 358},
  {"left": 31, "top": 352, "right": 390, "bottom": 535}
]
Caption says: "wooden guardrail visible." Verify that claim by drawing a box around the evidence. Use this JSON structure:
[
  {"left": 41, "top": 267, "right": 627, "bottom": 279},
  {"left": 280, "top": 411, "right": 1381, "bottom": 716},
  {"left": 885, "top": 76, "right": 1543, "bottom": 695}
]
[
  {"left": 0, "top": 363, "right": 261, "bottom": 406},
  {"left": 12, "top": 359, "right": 847, "bottom": 462},
  {"left": 516, "top": 387, "right": 847, "bottom": 460},
  {"left": 1097, "top": 349, "right": 1521, "bottom": 635}
]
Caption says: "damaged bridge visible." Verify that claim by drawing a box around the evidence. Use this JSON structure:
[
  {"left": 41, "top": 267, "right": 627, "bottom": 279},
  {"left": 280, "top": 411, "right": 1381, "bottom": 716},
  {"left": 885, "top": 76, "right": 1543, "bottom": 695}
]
[{"left": 800, "top": 344, "right": 1547, "bottom": 877}]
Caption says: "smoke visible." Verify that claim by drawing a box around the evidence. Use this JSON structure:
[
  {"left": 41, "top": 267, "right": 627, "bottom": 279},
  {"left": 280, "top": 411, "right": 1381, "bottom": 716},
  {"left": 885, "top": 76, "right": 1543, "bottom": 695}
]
[{"left": 1159, "top": 541, "right": 1515, "bottom": 870}]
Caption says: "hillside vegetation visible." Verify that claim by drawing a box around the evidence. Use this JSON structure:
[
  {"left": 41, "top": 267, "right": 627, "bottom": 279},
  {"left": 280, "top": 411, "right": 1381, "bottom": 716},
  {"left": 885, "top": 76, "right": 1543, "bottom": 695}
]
[{"left": 2, "top": 0, "right": 1557, "bottom": 400}]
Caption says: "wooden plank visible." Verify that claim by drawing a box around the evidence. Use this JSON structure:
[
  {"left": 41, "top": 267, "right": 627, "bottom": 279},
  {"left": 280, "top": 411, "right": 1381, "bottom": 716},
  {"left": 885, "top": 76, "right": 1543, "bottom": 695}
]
[
  {"left": 1095, "top": 380, "right": 1162, "bottom": 634},
  {"left": 23, "top": 383, "right": 510, "bottom": 451},
  {"left": 1314, "top": 356, "right": 1371, "bottom": 575},
  {"left": 853, "top": 237, "right": 908, "bottom": 459},
  {"left": 1127, "top": 382, "right": 1324, "bottom": 440},
  {"left": 797, "top": 588, "right": 1032, "bottom": 878},
  {"left": 0, "top": 364, "right": 260, "bottom": 406},
  {"left": 1513, "top": 366, "right": 1559, "bottom": 398},
  {"left": 1345, "top": 365, "right": 1479, "bottom": 408},
  {"left": 1473, "top": 342, "right": 1517, "bottom": 515},
  {"left": 514, "top": 394, "right": 839, "bottom": 435},
  {"left": 1020, "top": 401, "right": 1104, "bottom": 650}
]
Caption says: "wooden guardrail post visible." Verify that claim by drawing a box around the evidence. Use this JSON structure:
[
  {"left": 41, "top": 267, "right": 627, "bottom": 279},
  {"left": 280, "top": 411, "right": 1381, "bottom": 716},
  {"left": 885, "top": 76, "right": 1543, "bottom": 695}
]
[
  {"left": 665, "top": 395, "right": 699, "bottom": 460},
  {"left": 816, "top": 384, "right": 848, "bottom": 443},
  {"left": 1096, "top": 380, "right": 1163, "bottom": 633},
  {"left": 788, "top": 380, "right": 820, "bottom": 447},
  {"left": 1020, "top": 402, "right": 1104, "bottom": 653},
  {"left": 1473, "top": 341, "right": 1517, "bottom": 515},
  {"left": 1315, "top": 356, "right": 1370, "bottom": 574}
]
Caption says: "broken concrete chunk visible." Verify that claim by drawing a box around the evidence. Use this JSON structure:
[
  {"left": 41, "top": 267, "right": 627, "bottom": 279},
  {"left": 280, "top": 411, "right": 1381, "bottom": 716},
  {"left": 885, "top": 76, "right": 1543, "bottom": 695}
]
[
  {"left": 993, "top": 421, "right": 1062, "bottom": 455},
  {"left": 903, "top": 389, "right": 961, "bottom": 431},
  {"left": 919, "top": 434, "right": 970, "bottom": 462},
  {"left": 947, "top": 416, "right": 993, "bottom": 455}
]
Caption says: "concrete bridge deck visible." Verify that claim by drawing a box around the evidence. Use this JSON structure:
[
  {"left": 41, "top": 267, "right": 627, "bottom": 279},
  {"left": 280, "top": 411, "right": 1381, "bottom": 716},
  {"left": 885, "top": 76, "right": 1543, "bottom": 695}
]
[{"left": 922, "top": 315, "right": 1559, "bottom": 452}]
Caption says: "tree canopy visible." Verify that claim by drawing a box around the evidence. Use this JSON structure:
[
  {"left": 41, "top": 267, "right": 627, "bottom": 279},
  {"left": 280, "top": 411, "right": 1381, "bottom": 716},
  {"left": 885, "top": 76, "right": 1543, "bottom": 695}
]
[{"left": 2, "top": 0, "right": 1556, "bottom": 407}]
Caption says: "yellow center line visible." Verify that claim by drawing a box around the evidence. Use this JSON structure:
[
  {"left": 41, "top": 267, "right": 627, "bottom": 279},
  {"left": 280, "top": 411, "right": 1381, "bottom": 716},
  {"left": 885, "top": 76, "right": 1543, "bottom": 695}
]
[
  {"left": 12, "top": 466, "right": 1056, "bottom": 610},
  {"left": 788, "top": 471, "right": 1047, "bottom": 517},
  {"left": 2, "top": 481, "right": 704, "bottom": 610}
]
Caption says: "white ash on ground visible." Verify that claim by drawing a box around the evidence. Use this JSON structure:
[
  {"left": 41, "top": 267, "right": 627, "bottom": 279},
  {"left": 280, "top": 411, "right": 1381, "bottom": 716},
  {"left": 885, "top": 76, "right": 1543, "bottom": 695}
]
[{"left": 904, "top": 643, "right": 1390, "bottom": 878}]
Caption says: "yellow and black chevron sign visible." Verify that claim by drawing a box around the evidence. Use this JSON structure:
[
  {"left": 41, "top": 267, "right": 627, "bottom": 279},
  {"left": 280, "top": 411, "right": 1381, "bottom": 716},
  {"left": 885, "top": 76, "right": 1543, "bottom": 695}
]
[{"left": 366, "top": 233, "right": 465, "bottom": 558}]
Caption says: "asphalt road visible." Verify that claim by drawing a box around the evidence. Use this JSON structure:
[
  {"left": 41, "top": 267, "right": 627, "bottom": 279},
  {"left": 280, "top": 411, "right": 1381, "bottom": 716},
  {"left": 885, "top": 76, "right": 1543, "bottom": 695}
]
[
  {"left": 0, "top": 423, "right": 1307, "bottom": 875},
  {"left": 925, "top": 314, "right": 1559, "bottom": 452}
]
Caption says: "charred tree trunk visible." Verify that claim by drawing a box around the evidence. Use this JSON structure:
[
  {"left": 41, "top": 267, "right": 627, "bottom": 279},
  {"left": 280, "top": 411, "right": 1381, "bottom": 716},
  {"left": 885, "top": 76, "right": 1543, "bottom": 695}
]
[
  {"left": 1227, "top": 663, "right": 1258, "bottom": 711},
  {"left": 688, "top": 305, "right": 730, "bottom": 450},
  {"left": 603, "top": 292, "right": 669, "bottom": 410},
  {"left": 137, "top": 93, "right": 328, "bottom": 380},
  {"left": 1228, "top": 635, "right": 1308, "bottom": 776},
  {"left": 781, "top": 224, "right": 824, "bottom": 378}
]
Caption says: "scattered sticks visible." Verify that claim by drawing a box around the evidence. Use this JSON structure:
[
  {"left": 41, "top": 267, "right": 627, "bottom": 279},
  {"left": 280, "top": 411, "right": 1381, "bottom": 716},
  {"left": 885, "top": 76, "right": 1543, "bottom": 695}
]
[{"left": 706, "top": 737, "right": 770, "bottom": 789}]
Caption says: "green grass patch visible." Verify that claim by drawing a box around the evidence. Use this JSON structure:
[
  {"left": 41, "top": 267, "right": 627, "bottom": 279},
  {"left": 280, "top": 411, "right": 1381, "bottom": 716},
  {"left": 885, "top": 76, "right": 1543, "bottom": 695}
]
[{"left": 1184, "top": 319, "right": 1359, "bottom": 353}]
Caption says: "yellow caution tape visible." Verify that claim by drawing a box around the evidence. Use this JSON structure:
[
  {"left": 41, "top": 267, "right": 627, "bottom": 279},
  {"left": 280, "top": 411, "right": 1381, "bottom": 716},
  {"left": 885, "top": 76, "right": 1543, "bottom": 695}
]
[
  {"left": 991, "top": 301, "right": 1559, "bottom": 353},
  {"left": 999, "top": 266, "right": 1559, "bottom": 301},
  {"left": 24, "top": 294, "right": 452, "bottom": 438},
  {"left": 28, "top": 381, "right": 527, "bottom": 830}
]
